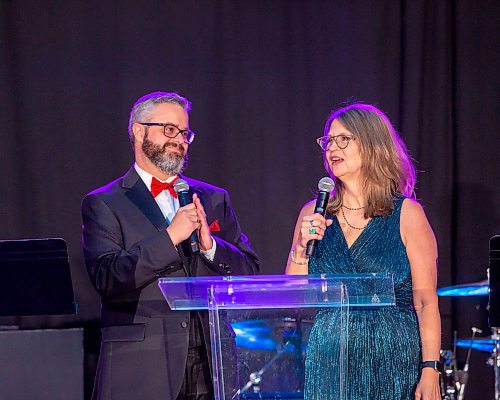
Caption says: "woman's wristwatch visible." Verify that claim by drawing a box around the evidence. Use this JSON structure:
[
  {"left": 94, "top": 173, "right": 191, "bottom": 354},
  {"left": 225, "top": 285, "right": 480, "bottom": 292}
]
[{"left": 421, "top": 360, "right": 442, "bottom": 374}]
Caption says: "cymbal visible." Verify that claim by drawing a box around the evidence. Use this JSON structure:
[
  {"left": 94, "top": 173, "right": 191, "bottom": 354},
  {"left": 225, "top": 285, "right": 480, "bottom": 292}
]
[
  {"left": 231, "top": 320, "right": 276, "bottom": 351},
  {"left": 437, "top": 280, "right": 489, "bottom": 297},
  {"left": 230, "top": 318, "right": 311, "bottom": 351},
  {"left": 455, "top": 337, "right": 496, "bottom": 352}
]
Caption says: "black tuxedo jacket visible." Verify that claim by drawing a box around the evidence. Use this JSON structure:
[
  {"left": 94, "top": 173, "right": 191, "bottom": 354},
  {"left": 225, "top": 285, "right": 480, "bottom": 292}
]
[{"left": 82, "top": 166, "right": 259, "bottom": 400}]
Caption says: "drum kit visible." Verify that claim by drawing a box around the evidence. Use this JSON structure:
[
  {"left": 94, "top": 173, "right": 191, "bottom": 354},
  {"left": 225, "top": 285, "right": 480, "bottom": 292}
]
[
  {"left": 228, "top": 237, "right": 500, "bottom": 399},
  {"left": 437, "top": 279, "right": 500, "bottom": 400},
  {"left": 230, "top": 280, "right": 498, "bottom": 399}
]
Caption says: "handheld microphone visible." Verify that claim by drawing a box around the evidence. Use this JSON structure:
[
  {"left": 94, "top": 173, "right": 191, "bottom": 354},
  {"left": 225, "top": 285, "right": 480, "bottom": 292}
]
[
  {"left": 173, "top": 179, "right": 200, "bottom": 253},
  {"left": 306, "top": 177, "right": 335, "bottom": 257}
]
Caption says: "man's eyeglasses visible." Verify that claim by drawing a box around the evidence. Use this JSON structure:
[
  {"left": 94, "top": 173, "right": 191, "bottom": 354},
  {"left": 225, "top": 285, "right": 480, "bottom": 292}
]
[
  {"left": 138, "top": 122, "right": 196, "bottom": 144},
  {"left": 316, "top": 135, "right": 355, "bottom": 150}
]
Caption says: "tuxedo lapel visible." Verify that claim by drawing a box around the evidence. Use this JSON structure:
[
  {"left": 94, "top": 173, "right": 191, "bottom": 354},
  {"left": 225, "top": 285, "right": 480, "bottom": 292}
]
[{"left": 123, "top": 167, "right": 168, "bottom": 231}]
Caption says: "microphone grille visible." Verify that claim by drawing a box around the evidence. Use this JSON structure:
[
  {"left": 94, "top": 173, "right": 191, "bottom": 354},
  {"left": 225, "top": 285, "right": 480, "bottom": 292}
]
[
  {"left": 318, "top": 177, "right": 335, "bottom": 193},
  {"left": 173, "top": 179, "right": 190, "bottom": 193}
]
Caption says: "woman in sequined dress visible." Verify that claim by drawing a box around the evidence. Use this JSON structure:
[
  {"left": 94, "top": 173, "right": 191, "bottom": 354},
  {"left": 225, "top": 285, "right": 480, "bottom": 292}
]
[{"left": 285, "top": 104, "right": 441, "bottom": 400}]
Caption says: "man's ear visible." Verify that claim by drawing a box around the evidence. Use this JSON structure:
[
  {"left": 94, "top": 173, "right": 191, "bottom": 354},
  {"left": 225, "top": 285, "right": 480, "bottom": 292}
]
[{"left": 133, "top": 123, "right": 144, "bottom": 144}]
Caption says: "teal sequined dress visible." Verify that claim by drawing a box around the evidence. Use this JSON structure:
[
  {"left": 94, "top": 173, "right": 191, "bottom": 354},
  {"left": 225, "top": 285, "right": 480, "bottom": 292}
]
[{"left": 305, "top": 197, "right": 421, "bottom": 400}]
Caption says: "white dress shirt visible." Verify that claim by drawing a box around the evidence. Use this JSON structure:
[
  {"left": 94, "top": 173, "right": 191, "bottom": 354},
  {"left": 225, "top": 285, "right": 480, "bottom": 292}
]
[{"left": 134, "top": 163, "right": 216, "bottom": 260}]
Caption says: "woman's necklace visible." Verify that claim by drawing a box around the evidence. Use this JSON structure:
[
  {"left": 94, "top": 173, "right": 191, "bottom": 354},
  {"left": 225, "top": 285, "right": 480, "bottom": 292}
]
[
  {"left": 341, "top": 194, "right": 365, "bottom": 211},
  {"left": 341, "top": 204, "right": 365, "bottom": 211},
  {"left": 340, "top": 206, "right": 369, "bottom": 230}
]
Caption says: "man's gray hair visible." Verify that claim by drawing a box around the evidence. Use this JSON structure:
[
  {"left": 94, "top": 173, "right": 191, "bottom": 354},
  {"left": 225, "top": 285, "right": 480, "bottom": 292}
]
[{"left": 128, "top": 91, "right": 191, "bottom": 144}]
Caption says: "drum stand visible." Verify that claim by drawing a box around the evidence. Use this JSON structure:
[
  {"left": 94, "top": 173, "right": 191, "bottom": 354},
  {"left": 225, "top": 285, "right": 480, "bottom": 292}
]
[
  {"left": 440, "top": 348, "right": 459, "bottom": 400},
  {"left": 492, "top": 327, "right": 500, "bottom": 400},
  {"left": 457, "top": 328, "right": 482, "bottom": 400},
  {"left": 237, "top": 318, "right": 304, "bottom": 396}
]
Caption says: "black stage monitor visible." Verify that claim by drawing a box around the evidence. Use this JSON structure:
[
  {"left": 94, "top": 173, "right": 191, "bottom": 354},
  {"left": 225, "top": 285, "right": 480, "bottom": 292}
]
[
  {"left": 490, "top": 235, "right": 500, "bottom": 328},
  {"left": 0, "top": 238, "right": 76, "bottom": 316}
]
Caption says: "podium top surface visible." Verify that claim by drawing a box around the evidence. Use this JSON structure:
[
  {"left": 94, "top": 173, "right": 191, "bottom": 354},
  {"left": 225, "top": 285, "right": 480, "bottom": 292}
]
[{"left": 158, "top": 273, "right": 395, "bottom": 310}]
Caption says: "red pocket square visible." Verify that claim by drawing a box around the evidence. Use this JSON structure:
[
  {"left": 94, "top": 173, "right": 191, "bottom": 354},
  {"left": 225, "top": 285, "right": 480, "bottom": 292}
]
[{"left": 209, "top": 219, "right": 221, "bottom": 232}]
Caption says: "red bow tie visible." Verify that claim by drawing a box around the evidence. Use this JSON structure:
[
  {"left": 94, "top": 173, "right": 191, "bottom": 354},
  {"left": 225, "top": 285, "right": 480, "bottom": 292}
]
[{"left": 151, "top": 176, "right": 179, "bottom": 198}]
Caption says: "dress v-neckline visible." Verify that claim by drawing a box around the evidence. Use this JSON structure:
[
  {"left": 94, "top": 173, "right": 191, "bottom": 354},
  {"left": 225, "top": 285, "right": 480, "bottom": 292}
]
[{"left": 333, "top": 215, "right": 373, "bottom": 251}]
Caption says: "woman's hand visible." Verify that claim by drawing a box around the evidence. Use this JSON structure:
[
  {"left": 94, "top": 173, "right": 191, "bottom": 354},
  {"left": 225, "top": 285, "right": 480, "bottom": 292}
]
[
  {"left": 414, "top": 368, "right": 441, "bottom": 400},
  {"left": 295, "top": 213, "right": 333, "bottom": 253},
  {"left": 285, "top": 201, "right": 333, "bottom": 275}
]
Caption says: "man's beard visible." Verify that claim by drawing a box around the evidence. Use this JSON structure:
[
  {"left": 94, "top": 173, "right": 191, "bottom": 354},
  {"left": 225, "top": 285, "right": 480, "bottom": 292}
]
[{"left": 141, "top": 133, "right": 188, "bottom": 175}]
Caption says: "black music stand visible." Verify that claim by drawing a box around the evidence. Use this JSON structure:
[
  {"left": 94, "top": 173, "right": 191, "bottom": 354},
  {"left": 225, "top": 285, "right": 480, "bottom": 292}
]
[{"left": 0, "top": 238, "right": 76, "bottom": 316}]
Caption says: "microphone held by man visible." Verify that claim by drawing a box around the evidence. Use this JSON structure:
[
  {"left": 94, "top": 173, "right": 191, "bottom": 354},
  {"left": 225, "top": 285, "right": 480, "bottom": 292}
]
[{"left": 174, "top": 179, "right": 200, "bottom": 253}]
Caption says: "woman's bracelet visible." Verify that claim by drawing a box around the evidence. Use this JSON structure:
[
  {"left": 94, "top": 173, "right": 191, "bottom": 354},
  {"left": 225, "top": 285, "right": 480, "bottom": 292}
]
[{"left": 290, "top": 250, "right": 309, "bottom": 265}]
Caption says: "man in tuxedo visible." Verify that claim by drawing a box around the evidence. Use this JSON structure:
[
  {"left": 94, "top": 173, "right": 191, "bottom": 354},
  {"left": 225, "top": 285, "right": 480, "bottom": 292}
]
[{"left": 81, "top": 91, "right": 259, "bottom": 400}]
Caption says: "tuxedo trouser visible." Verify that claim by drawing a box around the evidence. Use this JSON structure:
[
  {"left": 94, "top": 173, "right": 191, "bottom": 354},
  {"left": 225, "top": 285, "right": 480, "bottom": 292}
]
[
  {"left": 175, "top": 344, "right": 213, "bottom": 400},
  {"left": 176, "top": 312, "right": 213, "bottom": 400}
]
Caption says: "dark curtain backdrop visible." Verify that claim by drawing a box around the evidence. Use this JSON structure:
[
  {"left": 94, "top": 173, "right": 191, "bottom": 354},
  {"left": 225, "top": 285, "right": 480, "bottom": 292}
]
[{"left": 1, "top": 1, "right": 498, "bottom": 398}]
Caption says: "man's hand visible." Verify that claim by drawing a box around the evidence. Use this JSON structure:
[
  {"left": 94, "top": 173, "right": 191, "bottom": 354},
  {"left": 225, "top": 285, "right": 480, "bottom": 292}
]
[
  {"left": 166, "top": 202, "right": 200, "bottom": 246},
  {"left": 193, "top": 194, "right": 213, "bottom": 251},
  {"left": 166, "top": 193, "right": 213, "bottom": 251}
]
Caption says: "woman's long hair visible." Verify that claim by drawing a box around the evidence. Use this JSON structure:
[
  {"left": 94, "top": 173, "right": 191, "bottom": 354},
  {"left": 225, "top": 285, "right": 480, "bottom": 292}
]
[{"left": 323, "top": 103, "right": 416, "bottom": 218}]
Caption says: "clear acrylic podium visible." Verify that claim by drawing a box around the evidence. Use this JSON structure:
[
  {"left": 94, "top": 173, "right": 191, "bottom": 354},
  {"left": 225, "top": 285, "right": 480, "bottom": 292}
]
[{"left": 159, "top": 274, "right": 395, "bottom": 400}]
